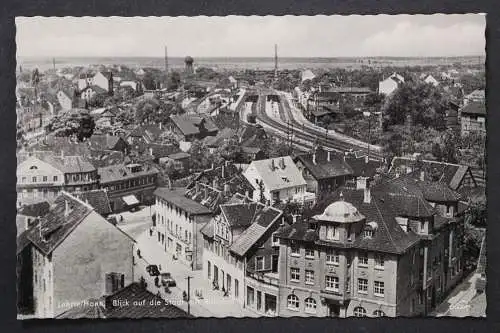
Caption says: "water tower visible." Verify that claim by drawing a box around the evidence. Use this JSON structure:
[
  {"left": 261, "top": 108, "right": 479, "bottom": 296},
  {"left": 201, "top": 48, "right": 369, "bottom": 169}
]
[{"left": 184, "top": 56, "right": 194, "bottom": 74}]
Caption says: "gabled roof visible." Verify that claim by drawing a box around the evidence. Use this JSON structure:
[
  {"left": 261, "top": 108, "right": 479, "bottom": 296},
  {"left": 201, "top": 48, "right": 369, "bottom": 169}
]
[
  {"left": 88, "top": 134, "right": 127, "bottom": 151},
  {"left": 246, "top": 156, "right": 307, "bottom": 191},
  {"left": 219, "top": 196, "right": 282, "bottom": 256},
  {"left": 188, "top": 163, "right": 255, "bottom": 197},
  {"left": 154, "top": 187, "right": 212, "bottom": 215},
  {"left": 57, "top": 282, "right": 191, "bottom": 319},
  {"left": 294, "top": 150, "right": 353, "bottom": 180},
  {"left": 25, "top": 192, "right": 94, "bottom": 255},
  {"left": 17, "top": 201, "right": 50, "bottom": 217},
  {"left": 203, "top": 127, "right": 236, "bottom": 147},
  {"left": 342, "top": 154, "right": 383, "bottom": 178},
  {"left": 184, "top": 183, "right": 223, "bottom": 212},
  {"left": 170, "top": 114, "right": 219, "bottom": 136},
  {"left": 73, "top": 189, "right": 112, "bottom": 216},
  {"left": 98, "top": 163, "right": 158, "bottom": 183},
  {"left": 461, "top": 101, "right": 486, "bottom": 116},
  {"left": 388, "top": 156, "right": 472, "bottom": 191}
]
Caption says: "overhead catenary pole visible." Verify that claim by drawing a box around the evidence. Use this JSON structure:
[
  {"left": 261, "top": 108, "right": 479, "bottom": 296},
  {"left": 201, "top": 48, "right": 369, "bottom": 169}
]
[{"left": 185, "top": 276, "right": 192, "bottom": 315}]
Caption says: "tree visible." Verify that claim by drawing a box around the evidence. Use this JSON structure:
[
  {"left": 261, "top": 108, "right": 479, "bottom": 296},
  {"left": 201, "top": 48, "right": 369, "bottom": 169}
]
[
  {"left": 88, "top": 94, "right": 105, "bottom": 108},
  {"left": 168, "top": 71, "right": 181, "bottom": 91},
  {"left": 142, "top": 71, "right": 156, "bottom": 90},
  {"left": 217, "top": 137, "right": 242, "bottom": 162},
  {"left": 45, "top": 109, "right": 96, "bottom": 141},
  {"left": 382, "top": 81, "right": 448, "bottom": 130}
]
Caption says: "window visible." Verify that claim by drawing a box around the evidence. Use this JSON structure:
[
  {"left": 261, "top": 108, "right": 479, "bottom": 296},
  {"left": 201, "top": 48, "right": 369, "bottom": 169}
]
[
  {"left": 235, "top": 279, "right": 239, "bottom": 298},
  {"left": 374, "top": 254, "right": 384, "bottom": 269},
  {"left": 291, "top": 245, "right": 300, "bottom": 256},
  {"left": 247, "top": 287, "right": 255, "bottom": 306},
  {"left": 358, "top": 252, "right": 368, "bottom": 266},
  {"left": 304, "top": 298, "right": 317, "bottom": 314},
  {"left": 411, "top": 298, "right": 415, "bottom": 313},
  {"left": 325, "top": 276, "right": 339, "bottom": 292},
  {"left": 305, "top": 248, "right": 315, "bottom": 259},
  {"left": 256, "top": 256, "right": 264, "bottom": 271},
  {"left": 53, "top": 175, "right": 58, "bottom": 182},
  {"left": 374, "top": 281, "right": 385, "bottom": 297},
  {"left": 326, "top": 225, "right": 338, "bottom": 240},
  {"left": 353, "top": 306, "right": 367, "bottom": 317},
  {"left": 43, "top": 176, "right": 47, "bottom": 182},
  {"left": 32, "top": 176, "right": 37, "bottom": 183},
  {"left": 272, "top": 234, "right": 279, "bottom": 246},
  {"left": 373, "top": 310, "right": 386, "bottom": 317},
  {"left": 358, "top": 278, "right": 368, "bottom": 294},
  {"left": 290, "top": 268, "right": 300, "bottom": 281},
  {"left": 305, "top": 270, "right": 315, "bottom": 285},
  {"left": 326, "top": 249, "right": 339, "bottom": 265},
  {"left": 364, "top": 229, "right": 373, "bottom": 238},
  {"left": 22, "top": 177, "right": 26, "bottom": 183},
  {"left": 207, "top": 261, "right": 211, "bottom": 280},
  {"left": 287, "top": 294, "right": 299, "bottom": 310}
]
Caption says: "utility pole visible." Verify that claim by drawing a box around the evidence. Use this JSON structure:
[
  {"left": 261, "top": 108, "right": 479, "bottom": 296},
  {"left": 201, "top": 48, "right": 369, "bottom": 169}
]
[{"left": 185, "top": 276, "right": 192, "bottom": 315}]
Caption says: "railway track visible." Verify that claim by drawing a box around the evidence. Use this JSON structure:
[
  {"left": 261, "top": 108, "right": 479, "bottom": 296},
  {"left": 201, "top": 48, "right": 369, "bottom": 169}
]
[{"left": 253, "top": 91, "right": 384, "bottom": 159}]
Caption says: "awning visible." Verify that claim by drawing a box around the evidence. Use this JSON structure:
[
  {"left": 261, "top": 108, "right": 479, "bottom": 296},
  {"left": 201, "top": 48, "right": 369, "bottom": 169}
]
[{"left": 122, "top": 195, "right": 140, "bottom": 206}]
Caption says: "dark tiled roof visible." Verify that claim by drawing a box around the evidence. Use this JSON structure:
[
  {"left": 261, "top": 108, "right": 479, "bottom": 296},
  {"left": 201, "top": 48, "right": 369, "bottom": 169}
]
[
  {"left": 98, "top": 163, "right": 158, "bottom": 184},
  {"left": 17, "top": 201, "right": 50, "bottom": 217},
  {"left": 388, "top": 157, "right": 470, "bottom": 191},
  {"left": 36, "top": 154, "right": 96, "bottom": 174},
  {"left": 57, "top": 282, "right": 191, "bottom": 319},
  {"left": 294, "top": 151, "right": 353, "bottom": 180},
  {"left": 185, "top": 183, "right": 223, "bottom": 212},
  {"left": 461, "top": 101, "right": 486, "bottom": 116},
  {"left": 167, "top": 152, "right": 191, "bottom": 160},
  {"left": 188, "top": 163, "right": 255, "bottom": 198},
  {"left": 74, "top": 189, "right": 112, "bottom": 216},
  {"left": 87, "top": 150, "right": 125, "bottom": 168},
  {"left": 170, "top": 114, "right": 219, "bottom": 136},
  {"left": 147, "top": 143, "right": 180, "bottom": 159},
  {"left": 154, "top": 187, "right": 212, "bottom": 215},
  {"left": 88, "top": 135, "right": 127, "bottom": 151},
  {"left": 26, "top": 192, "right": 94, "bottom": 255},
  {"left": 200, "top": 219, "right": 215, "bottom": 238},
  {"left": 83, "top": 85, "right": 108, "bottom": 95},
  {"left": 203, "top": 127, "right": 236, "bottom": 147},
  {"left": 344, "top": 155, "right": 383, "bottom": 178}
]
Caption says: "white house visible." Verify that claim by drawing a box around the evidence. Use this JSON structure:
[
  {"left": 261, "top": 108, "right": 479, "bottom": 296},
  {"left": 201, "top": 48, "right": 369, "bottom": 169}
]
[
  {"left": 243, "top": 156, "right": 314, "bottom": 205},
  {"left": 93, "top": 71, "right": 113, "bottom": 93},
  {"left": 56, "top": 89, "right": 74, "bottom": 111},
  {"left": 301, "top": 69, "right": 316, "bottom": 82},
  {"left": 378, "top": 73, "right": 405, "bottom": 96},
  {"left": 424, "top": 74, "right": 440, "bottom": 87},
  {"left": 119, "top": 80, "right": 139, "bottom": 91}
]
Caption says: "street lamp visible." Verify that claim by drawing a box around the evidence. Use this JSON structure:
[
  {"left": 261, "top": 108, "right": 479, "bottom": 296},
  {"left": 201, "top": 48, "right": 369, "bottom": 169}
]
[{"left": 363, "top": 111, "right": 372, "bottom": 162}]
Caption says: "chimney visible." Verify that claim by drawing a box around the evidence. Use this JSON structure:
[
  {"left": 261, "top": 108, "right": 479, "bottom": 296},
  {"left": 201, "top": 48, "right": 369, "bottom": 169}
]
[
  {"left": 212, "top": 178, "right": 217, "bottom": 190},
  {"left": 420, "top": 170, "right": 425, "bottom": 181},
  {"left": 245, "top": 190, "right": 249, "bottom": 198},
  {"left": 195, "top": 182, "right": 200, "bottom": 193},
  {"left": 149, "top": 147, "right": 153, "bottom": 156},
  {"left": 64, "top": 199, "right": 70, "bottom": 217},
  {"left": 221, "top": 165, "right": 225, "bottom": 178},
  {"left": 224, "top": 184, "right": 231, "bottom": 195},
  {"left": 159, "top": 122, "right": 162, "bottom": 130},
  {"left": 292, "top": 214, "right": 297, "bottom": 224},
  {"left": 363, "top": 179, "right": 371, "bottom": 204},
  {"left": 313, "top": 153, "right": 317, "bottom": 165},
  {"left": 327, "top": 150, "right": 331, "bottom": 162},
  {"left": 60, "top": 149, "right": 64, "bottom": 159},
  {"left": 280, "top": 157, "right": 286, "bottom": 169},
  {"left": 365, "top": 155, "right": 369, "bottom": 164},
  {"left": 271, "top": 159, "right": 276, "bottom": 170},
  {"left": 211, "top": 163, "right": 215, "bottom": 170}
]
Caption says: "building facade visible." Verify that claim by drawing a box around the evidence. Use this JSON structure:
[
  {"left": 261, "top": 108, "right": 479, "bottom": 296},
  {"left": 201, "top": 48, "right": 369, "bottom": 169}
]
[
  {"left": 153, "top": 187, "right": 213, "bottom": 270},
  {"left": 17, "top": 192, "right": 134, "bottom": 318}
]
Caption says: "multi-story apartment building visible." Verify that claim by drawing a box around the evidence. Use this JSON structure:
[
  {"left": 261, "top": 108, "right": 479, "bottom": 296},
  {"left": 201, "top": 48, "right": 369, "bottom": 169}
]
[
  {"left": 16, "top": 192, "right": 134, "bottom": 318},
  {"left": 200, "top": 193, "right": 283, "bottom": 315},
  {"left": 16, "top": 153, "right": 99, "bottom": 207},
  {"left": 275, "top": 175, "right": 465, "bottom": 317},
  {"left": 153, "top": 187, "right": 213, "bottom": 270},
  {"left": 243, "top": 156, "right": 315, "bottom": 205},
  {"left": 97, "top": 163, "right": 159, "bottom": 212}
]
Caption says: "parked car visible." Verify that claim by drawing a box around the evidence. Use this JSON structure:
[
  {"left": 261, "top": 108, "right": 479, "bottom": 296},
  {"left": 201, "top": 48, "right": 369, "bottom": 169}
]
[
  {"left": 146, "top": 265, "right": 160, "bottom": 276},
  {"left": 160, "top": 272, "right": 177, "bottom": 287}
]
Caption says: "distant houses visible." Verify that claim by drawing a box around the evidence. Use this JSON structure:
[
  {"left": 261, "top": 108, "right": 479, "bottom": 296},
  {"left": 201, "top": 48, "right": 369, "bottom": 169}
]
[{"left": 378, "top": 72, "right": 405, "bottom": 96}]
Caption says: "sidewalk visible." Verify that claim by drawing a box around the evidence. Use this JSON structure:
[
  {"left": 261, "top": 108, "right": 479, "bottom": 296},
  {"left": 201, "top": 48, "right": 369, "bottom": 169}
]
[
  {"left": 433, "top": 272, "right": 479, "bottom": 317},
  {"left": 135, "top": 230, "right": 259, "bottom": 318}
]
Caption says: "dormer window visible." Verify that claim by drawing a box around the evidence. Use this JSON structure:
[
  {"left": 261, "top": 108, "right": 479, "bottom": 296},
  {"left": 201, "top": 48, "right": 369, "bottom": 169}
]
[
  {"left": 326, "top": 225, "right": 339, "bottom": 241},
  {"left": 363, "top": 229, "right": 373, "bottom": 238}
]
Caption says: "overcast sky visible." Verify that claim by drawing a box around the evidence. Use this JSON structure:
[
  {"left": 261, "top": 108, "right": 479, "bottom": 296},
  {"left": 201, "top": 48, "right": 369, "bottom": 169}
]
[{"left": 16, "top": 15, "right": 485, "bottom": 58}]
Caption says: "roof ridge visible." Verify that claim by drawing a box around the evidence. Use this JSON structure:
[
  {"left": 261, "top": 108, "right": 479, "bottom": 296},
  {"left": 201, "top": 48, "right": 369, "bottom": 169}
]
[{"left": 372, "top": 198, "right": 399, "bottom": 252}]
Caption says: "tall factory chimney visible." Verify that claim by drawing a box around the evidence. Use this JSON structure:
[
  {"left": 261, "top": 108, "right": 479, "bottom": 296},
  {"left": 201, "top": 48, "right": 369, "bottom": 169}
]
[
  {"left": 52, "top": 57, "right": 56, "bottom": 71},
  {"left": 164, "top": 45, "right": 169, "bottom": 90},
  {"left": 274, "top": 44, "right": 278, "bottom": 81}
]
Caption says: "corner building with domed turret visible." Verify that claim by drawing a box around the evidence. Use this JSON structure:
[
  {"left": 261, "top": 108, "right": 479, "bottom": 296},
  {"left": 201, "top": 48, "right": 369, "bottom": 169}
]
[{"left": 275, "top": 174, "right": 465, "bottom": 318}]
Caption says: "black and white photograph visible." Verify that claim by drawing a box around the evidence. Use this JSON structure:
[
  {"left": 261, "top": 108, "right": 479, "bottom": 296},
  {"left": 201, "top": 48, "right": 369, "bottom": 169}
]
[{"left": 15, "top": 15, "right": 486, "bottom": 319}]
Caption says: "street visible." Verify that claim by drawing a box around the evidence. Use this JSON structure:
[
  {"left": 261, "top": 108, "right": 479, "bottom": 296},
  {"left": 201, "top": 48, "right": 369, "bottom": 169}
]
[
  {"left": 432, "top": 272, "right": 481, "bottom": 317},
  {"left": 133, "top": 229, "right": 259, "bottom": 317}
]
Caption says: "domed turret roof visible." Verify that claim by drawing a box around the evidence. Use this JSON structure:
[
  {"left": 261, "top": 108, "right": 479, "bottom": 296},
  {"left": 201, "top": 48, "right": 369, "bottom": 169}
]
[{"left": 313, "top": 195, "right": 365, "bottom": 223}]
